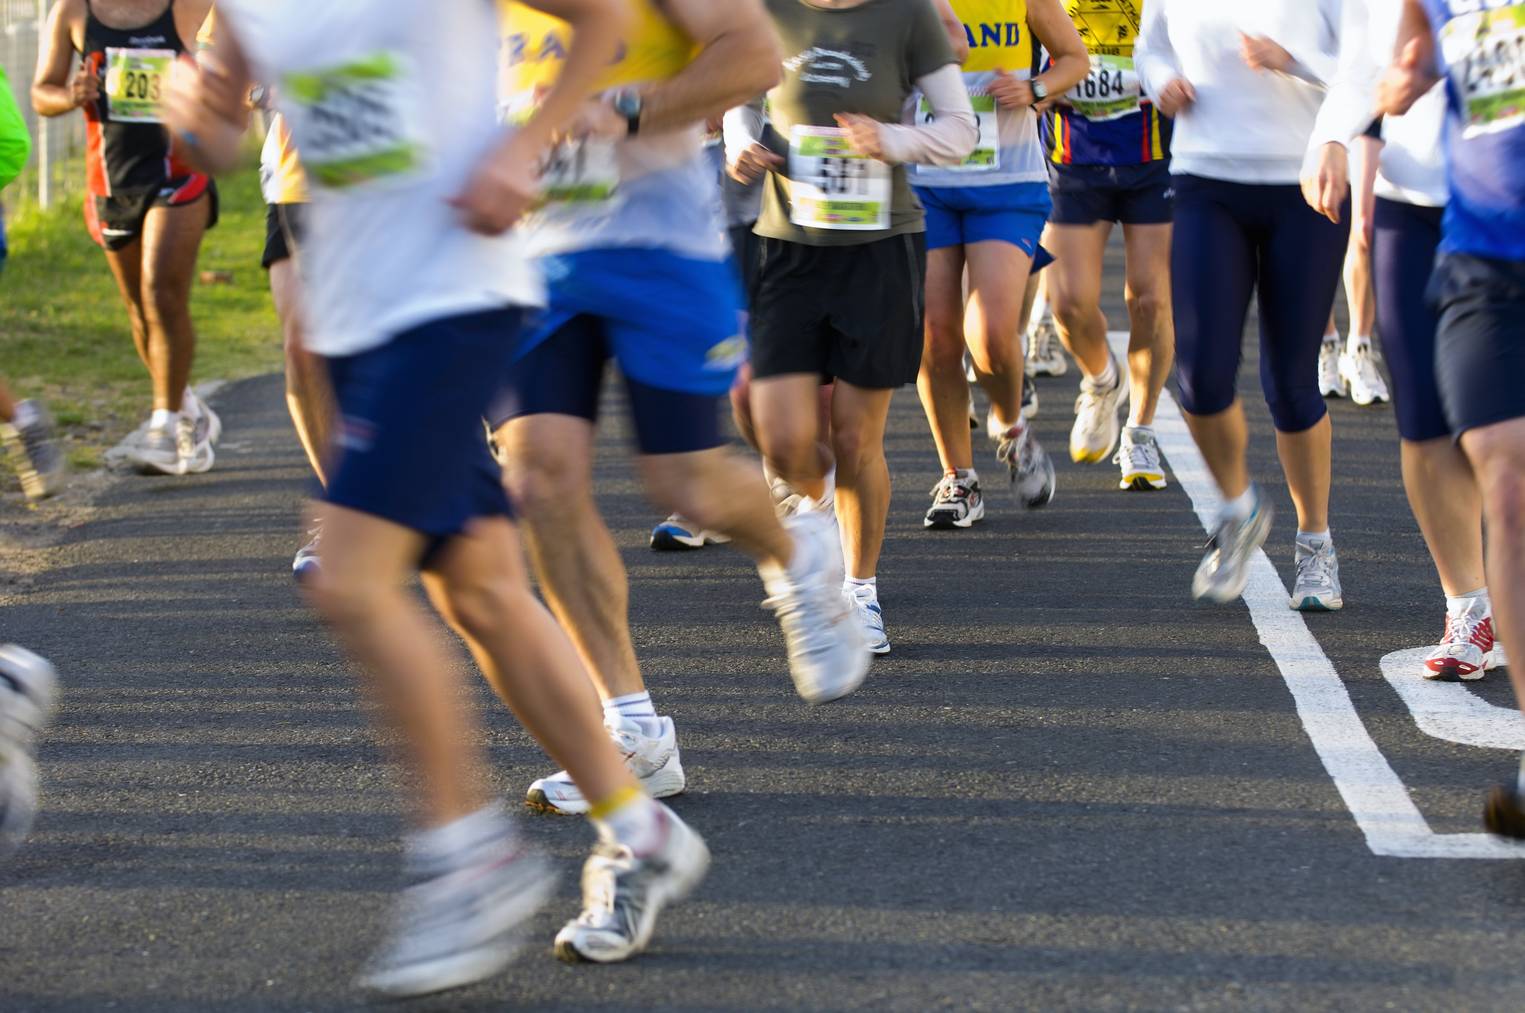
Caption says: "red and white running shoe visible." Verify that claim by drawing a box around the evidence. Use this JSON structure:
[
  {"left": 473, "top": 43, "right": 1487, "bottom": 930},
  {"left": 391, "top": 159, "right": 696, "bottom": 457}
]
[{"left": 1423, "top": 604, "right": 1505, "bottom": 681}]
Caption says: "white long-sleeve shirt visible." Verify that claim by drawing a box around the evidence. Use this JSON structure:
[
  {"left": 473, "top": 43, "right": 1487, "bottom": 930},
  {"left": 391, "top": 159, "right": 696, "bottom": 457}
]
[
  {"left": 1136, "top": 0, "right": 1342, "bottom": 184},
  {"left": 1305, "top": 0, "right": 1447, "bottom": 207}
]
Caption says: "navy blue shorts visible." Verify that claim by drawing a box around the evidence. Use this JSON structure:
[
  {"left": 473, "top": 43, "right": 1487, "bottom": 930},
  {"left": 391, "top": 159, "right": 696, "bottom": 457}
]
[
  {"left": 1048, "top": 161, "right": 1173, "bottom": 227},
  {"left": 323, "top": 308, "right": 520, "bottom": 543},
  {"left": 1170, "top": 175, "right": 1348, "bottom": 431},
  {"left": 1373, "top": 197, "right": 1448, "bottom": 442},
  {"left": 1429, "top": 252, "right": 1525, "bottom": 437},
  {"left": 914, "top": 181, "right": 1051, "bottom": 254}
]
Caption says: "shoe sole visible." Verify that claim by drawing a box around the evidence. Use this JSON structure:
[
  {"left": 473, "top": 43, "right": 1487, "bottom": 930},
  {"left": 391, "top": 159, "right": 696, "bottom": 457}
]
[
  {"left": 650, "top": 529, "right": 713, "bottom": 551},
  {"left": 525, "top": 764, "right": 688, "bottom": 816},
  {"left": 1422, "top": 661, "right": 1486, "bottom": 682},
  {"left": 925, "top": 501, "right": 985, "bottom": 530},
  {"left": 1290, "top": 596, "right": 1344, "bottom": 612},
  {"left": 1119, "top": 474, "right": 1167, "bottom": 491}
]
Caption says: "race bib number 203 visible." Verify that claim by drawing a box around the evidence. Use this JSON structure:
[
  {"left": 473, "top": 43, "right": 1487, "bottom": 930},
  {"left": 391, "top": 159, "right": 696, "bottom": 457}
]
[
  {"left": 282, "top": 52, "right": 430, "bottom": 191},
  {"left": 104, "top": 47, "right": 174, "bottom": 123}
]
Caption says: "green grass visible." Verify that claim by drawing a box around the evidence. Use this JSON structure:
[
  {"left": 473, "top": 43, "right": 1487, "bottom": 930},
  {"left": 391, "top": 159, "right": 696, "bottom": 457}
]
[{"left": 0, "top": 168, "right": 282, "bottom": 468}]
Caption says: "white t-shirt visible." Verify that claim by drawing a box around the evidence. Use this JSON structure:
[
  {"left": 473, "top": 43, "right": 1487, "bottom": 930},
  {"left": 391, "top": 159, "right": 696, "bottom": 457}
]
[{"left": 220, "top": 0, "right": 542, "bottom": 357}]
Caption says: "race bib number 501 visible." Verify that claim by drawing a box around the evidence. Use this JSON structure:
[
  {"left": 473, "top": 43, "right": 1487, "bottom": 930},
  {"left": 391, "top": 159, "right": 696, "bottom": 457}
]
[
  {"left": 1440, "top": 3, "right": 1525, "bottom": 139},
  {"left": 788, "top": 125, "right": 891, "bottom": 231},
  {"left": 282, "top": 52, "right": 430, "bottom": 191},
  {"left": 104, "top": 47, "right": 174, "bottom": 123}
]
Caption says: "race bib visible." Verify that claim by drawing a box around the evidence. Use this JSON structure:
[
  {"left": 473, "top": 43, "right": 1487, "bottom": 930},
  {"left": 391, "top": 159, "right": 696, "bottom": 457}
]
[
  {"left": 104, "top": 47, "right": 174, "bottom": 123},
  {"left": 282, "top": 52, "right": 430, "bottom": 191},
  {"left": 788, "top": 125, "right": 890, "bottom": 231},
  {"left": 501, "top": 93, "right": 623, "bottom": 211},
  {"left": 1440, "top": 4, "right": 1525, "bottom": 139},
  {"left": 918, "top": 94, "right": 1000, "bottom": 172},
  {"left": 1067, "top": 55, "right": 1141, "bottom": 122}
]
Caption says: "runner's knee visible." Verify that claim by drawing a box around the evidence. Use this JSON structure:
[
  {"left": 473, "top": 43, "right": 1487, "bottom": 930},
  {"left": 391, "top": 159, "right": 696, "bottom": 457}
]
[{"left": 502, "top": 440, "right": 592, "bottom": 519}]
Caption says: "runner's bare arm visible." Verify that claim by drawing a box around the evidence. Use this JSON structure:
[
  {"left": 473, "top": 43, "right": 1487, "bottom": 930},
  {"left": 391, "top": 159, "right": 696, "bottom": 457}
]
[
  {"left": 512, "top": 0, "right": 629, "bottom": 154},
  {"left": 173, "top": 0, "right": 216, "bottom": 56},
  {"left": 1024, "top": 0, "right": 1088, "bottom": 98},
  {"left": 159, "top": 18, "right": 254, "bottom": 175},
  {"left": 32, "top": 0, "right": 89, "bottom": 118},
  {"left": 1377, "top": 0, "right": 1441, "bottom": 117},
  {"left": 931, "top": 0, "right": 970, "bottom": 65},
  {"left": 625, "top": 0, "right": 781, "bottom": 135}
]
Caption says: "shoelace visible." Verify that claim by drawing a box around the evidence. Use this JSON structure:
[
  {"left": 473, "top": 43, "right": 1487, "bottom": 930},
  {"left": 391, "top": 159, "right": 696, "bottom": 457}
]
[
  {"left": 1114, "top": 436, "right": 1156, "bottom": 470},
  {"left": 1440, "top": 611, "right": 1491, "bottom": 649},
  {"left": 1295, "top": 543, "right": 1336, "bottom": 593},
  {"left": 928, "top": 474, "right": 974, "bottom": 501}
]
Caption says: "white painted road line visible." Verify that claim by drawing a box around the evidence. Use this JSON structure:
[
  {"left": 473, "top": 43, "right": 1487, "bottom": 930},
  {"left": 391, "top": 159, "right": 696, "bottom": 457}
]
[
  {"left": 1107, "top": 332, "right": 1525, "bottom": 860},
  {"left": 1380, "top": 649, "right": 1525, "bottom": 751}
]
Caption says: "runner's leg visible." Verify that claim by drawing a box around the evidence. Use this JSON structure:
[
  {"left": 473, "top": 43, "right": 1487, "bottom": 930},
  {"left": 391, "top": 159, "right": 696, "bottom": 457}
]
[
  {"left": 270, "top": 257, "right": 335, "bottom": 485},
  {"left": 964, "top": 239, "right": 1032, "bottom": 431},
  {"left": 830, "top": 382, "right": 894, "bottom": 581},
  {"left": 917, "top": 245, "right": 972, "bottom": 472},
  {"left": 140, "top": 198, "right": 211, "bottom": 415},
  {"left": 1120, "top": 223, "right": 1174, "bottom": 428},
  {"left": 1045, "top": 221, "right": 1112, "bottom": 379}
]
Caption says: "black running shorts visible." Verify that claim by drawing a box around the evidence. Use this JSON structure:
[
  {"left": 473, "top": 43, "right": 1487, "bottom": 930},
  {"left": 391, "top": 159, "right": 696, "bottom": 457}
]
[
  {"left": 748, "top": 232, "right": 927, "bottom": 389},
  {"left": 1429, "top": 252, "right": 1525, "bottom": 437},
  {"left": 261, "top": 203, "right": 307, "bottom": 270}
]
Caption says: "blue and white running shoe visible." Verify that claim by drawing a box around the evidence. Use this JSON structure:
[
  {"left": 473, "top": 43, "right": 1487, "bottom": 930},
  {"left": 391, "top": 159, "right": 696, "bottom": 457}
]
[{"left": 650, "top": 515, "right": 730, "bottom": 552}]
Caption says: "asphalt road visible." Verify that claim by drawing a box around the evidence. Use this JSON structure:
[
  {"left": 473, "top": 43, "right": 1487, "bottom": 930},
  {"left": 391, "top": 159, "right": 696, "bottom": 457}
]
[{"left": 3, "top": 249, "right": 1524, "bottom": 1011}]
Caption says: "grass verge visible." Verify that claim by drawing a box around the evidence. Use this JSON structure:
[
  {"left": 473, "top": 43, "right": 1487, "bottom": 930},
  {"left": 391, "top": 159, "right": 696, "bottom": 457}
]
[{"left": 0, "top": 167, "right": 281, "bottom": 469}]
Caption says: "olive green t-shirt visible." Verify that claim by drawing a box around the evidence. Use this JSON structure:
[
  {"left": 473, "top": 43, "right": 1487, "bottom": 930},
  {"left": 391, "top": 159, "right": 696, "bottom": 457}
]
[{"left": 757, "top": 0, "right": 958, "bottom": 246}]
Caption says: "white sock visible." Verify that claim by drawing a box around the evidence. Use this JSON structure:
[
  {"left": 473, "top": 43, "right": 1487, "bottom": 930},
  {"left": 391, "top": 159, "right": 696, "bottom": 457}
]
[
  {"left": 1223, "top": 486, "right": 1257, "bottom": 521},
  {"left": 594, "top": 792, "right": 663, "bottom": 856},
  {"left": 953, "top": 467, "right": 978, "bottom": 483},
  {"left": 149, "top": 408, "right": 179, "bottom": 430},
  {"left": 1323, "top": 327, "right": 1339, "bottom": 345},
  {"left": 1126, "top": 422, "right": 1153, "bottom": 437},
  {"left": 762, "top": 459, "right": 782, "bottom": 488},
  {"left": 1297, "top": 529, "right": 1331, "bottom": 546},
  {"left": 1346, "top": 334, "right": 1371, "bottom": 354},
  {"left": 407, "top": 803, "right": 511, "bottom": 873},
  {"left": 1028, "top": 290, "right": 1051, "bottom": 336},
  {"left": 820, "top": 467, "right": 836, "bottom": 504},
  {"left": 844, "top": 575, "right": 877, "bottom": 598},
  {"left": 1446, "top": 587, "right": 1489, "bottom": 616},
  {"left": 603, "top": 691, "right": 660, "bottom": 738},
  {"left": 12, "top": 400, "right": 40, "bottom": 429},
  {"left": 182, "top": 388, "right": 201, "bottom": 419},
  {"left": 1090, "top": 356, "right": 1119, "bottom": 390}
]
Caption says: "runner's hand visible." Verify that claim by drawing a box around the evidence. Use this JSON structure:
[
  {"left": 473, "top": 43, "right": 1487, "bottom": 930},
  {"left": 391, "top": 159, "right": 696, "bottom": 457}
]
[
  {"left": 1154, "top": 78, "right": 1195, "bottom": 118},
  {"left": 1240, "top": 33, "right": 1293, "bottom": 74},
  {"left": 70, "top": 66, "right": 100, "bottom": 109},
  {"left": 562, "top": 96, "right": 629, "bottom": 142},
  {"left": 988, "top": 70, "right": 1035, "bottom": 110},
  {"left": 1376, "top": 39, "right": 1438, "bottom": 117},
  {"left": 730, "top": 141, "right": 783, "bottom": 184},
  {"left": 452, "top": 133, "right": 542, "bottom": 235},
  {"left": 1300, "top": 142, "right": 1348, "bottom": 225},
  {"left": 160, "top": 56, "right": 244, "bottom": 172},
  {"left": 835, "top": 113, "right": 886, "bottom": 160}
]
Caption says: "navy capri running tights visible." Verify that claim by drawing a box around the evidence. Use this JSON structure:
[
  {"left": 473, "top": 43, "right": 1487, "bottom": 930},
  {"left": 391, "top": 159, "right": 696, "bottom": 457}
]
[{"left": 1170, "top": 174, "right": 1349, "bottom": 432}]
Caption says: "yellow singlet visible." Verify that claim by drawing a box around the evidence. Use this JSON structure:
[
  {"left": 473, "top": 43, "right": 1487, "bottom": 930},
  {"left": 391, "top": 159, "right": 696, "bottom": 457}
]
[
  {"left": 947, "top": 0, "right": 1033, "bottom": 75},
  {"left": 498, "top": 0, "right": 698, "bottom": 96}
]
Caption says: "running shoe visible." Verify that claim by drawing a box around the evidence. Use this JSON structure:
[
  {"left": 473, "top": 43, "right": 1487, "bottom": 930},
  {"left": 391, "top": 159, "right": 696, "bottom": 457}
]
[
  {"left": 292, "top": 526, "right": 322, "bottom": 582},
  {"left": 1026, "top": 317, "right": 1068, "bottom": 377},
  {"left": 963, "top": 350, "right": 978, "bottom": 385},
  {"left": 1070, "top": 360, "right": 1128, "bottom": 463},
  {"left": 650, "top": 515, "right": 731, "bottom": 551},
  {"left": 1290, "top": 535, "right": 1343, "bottom": 611},
  {"left": 1021, "top": 374, "right": 1039, "bottom": 420},
  {"left": 526, "top": 715, "right": 686, "bottom": 815},
  {"left": 924, "top": 472, "right": 984, "bottom": 529},
  {"left": 554, "top": 802, "right": 710, "bottom": 964},
  {"left": 358, "top": 819, "right": 555, "bottom": 997},
  {"left": 1114, "top": 427, "right": 1167, "bottom": 491},
  {"left": 130, "top": 415, "right": 215, "bottom": 476},
  {"left": 1423, "top": 603, "right": 1503, "bottom": 681},
  {"left": 1484, "top": 782, "right": 1525, "bottom": 841},
  {"left": 845, "top": 582, "right": 891, "bottom": 654},
  {"left": 0, "top": 645, "right": 58, "bottom": 861},
  {"left": 1, "top": 400, "right": 65, "bottom": 501},
  {"left": 769, "top": 475, "right": 805, "bottom": 517},
  {"left": 759, "top": 511, "right": 871, "bottom": 703},
  {"left": 185, "top": 389, "right": 222, "bottom": 446},
  {"left": 1339, "top": 344, "right": 1391, "bottom": 406},
  {"left": 1192, "top": 490, "right": 1273, "bottom": 603},
  {"left": 1318, "top": 338, "right": 1346, "bottom": 398},
  {"left": 994, "top": 421, "right": 1056, "bottom": 509}
]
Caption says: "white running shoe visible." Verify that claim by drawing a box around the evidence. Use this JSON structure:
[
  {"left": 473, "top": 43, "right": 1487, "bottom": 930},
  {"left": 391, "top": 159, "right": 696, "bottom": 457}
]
[
  {"left": 845, "top": 582, "right": 891, "bottom": 655},
  {"left": 1290, "top": 535, "right": 1344, "bottom": 611},
  {"left": 1339, "top": 344, "right": 1390, "bottom": 406},
  {"left": 994, "top": 420, "right": 1055, "bottom": 509},
  {"left": 760, "top": 511, "right": 870, "bottom": 702},
  {"left": 358, "top": 816, "right": 555, "bottom": 998},
  {"left": 293, "top": 526, "right": 322, "bottom": 582},
  {"left": 1021, "top": 373, "right": 1039, "bottom": 420},
  {"left": 1318, "top": 338, "right": 1346, "bottom": 398},
  {"left": 1, "top": 400, "right": 65, "bottom": 501},
  {"left": 130, "top": 415, "right": 214, "bottom": 476},
  {"left": 1114, "top": 427, "right": 1167, "bottom": 491},
  {"left": 526, "top": 715, "right": 686, "bottom": 815},
  {"left": 924, "top": 472, "right": 985, "bottom": 529},
  {"left": 1193, "top": 490, "right": 1273, "bottom": 603},
  {"left": 554, "top": 802, "right": 710, "bottom": 964},
  {"left": 0, "top": 645, "right": 58, "bottom": 861},
  {"left": 650, "top": 515, "right": 731, "bottom": 551},
  {"left": 1070, "top": 361, "right": 1128, "bottom": 463},
  {"left": 1026, "top": 317, "right": 1068, "bottom": 377},
  {"left": 184, "top": 389, "right": 222, "bottom": 446},
  {"left": 1423, "top": 602, "right": 1504, "bottom": 681}
]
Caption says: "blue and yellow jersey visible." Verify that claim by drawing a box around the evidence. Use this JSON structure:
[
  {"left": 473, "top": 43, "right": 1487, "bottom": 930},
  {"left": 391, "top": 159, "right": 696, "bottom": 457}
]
[
  {"left": 1040, "top": 0, "right": 1171, "bottom": 167},
  {"left": 953, "top": 0, "right": 1034, "bottom": 74},
  {"left": 498, "top": 0, "right": 699, "bottom": 97}
]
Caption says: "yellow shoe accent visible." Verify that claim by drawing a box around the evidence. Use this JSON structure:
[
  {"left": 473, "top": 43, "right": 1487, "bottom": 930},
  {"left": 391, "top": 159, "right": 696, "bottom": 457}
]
[{"left": 587, "top": 785, "right": 645, "bottom": 821}]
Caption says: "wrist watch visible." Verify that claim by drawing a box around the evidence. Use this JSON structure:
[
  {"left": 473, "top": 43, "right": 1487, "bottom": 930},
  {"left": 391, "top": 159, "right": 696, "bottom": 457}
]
[
  {"left": 1030, "top": 79, "right": 1049, "bottom": 103},
  {"left": 613, "top": 92, "right": 643, "bottom": 137}
]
